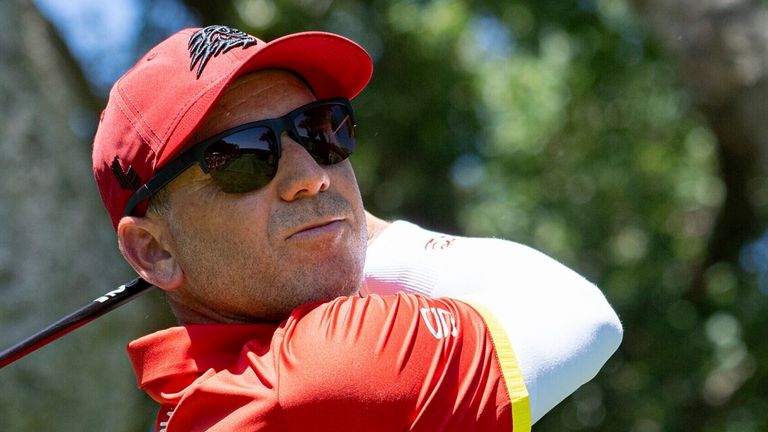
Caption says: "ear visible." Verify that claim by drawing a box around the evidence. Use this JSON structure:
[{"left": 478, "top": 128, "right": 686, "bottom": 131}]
[{"left": 117, "top": 216, "right": 183, "bottom": 292}]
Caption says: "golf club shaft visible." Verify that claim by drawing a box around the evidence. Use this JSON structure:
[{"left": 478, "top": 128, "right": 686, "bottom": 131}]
[{"left": 0, "top": 278, "right": 153, "bottom": 368}]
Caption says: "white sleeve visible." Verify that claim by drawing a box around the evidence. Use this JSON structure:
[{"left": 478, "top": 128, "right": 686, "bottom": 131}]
[{"left": 363, "top": 220, "right": 623, "bottom": 424}]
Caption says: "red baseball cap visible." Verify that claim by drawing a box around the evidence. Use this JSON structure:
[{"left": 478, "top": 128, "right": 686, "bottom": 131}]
[{"left": 92, "top": 25, "right": 373, "bottom": 229}]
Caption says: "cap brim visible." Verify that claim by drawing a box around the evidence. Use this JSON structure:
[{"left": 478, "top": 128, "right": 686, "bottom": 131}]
[
  {"left": 242, "top": 31, "right": 373, "bottom": 100},
  {"left": 156, "top": 31, "right": 372, "bottom": 168}
]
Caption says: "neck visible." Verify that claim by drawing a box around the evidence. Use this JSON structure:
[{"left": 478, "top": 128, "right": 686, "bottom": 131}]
[{"left": 365, "top": 211, "right": 390, "bottom": 245}]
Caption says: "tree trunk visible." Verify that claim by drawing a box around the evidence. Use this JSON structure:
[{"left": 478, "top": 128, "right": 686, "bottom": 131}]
[
  {"left": 0, "top": 0, "right": 167, "bottom": 430},
  {"left": 629, "top": 1, "right": 768, "bottom": 428},
  {"left": 628, "top": 0, "right": 768, "bottom": 297}
]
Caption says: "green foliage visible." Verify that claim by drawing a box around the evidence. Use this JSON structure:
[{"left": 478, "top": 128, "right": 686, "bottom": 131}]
[
  {"left": 29, "top": 0, "right": 766, "bottom": 430},
  {"left": 208, "top": 0, "right": 767, "bottom": 429}
]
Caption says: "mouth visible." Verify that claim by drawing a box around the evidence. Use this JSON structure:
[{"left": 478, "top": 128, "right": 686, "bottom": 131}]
[{"left": 286, "top": 217, "right": 345, "bottom": 241}]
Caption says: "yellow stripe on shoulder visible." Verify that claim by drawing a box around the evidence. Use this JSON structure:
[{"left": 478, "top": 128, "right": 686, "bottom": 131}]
[{"left": 464, "top": 300, "right": 532, "bottom": 432}]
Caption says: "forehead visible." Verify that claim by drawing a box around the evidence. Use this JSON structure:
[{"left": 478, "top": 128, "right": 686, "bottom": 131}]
[{"left": 189, "top": 70, "right": 316, "bottom": 144}]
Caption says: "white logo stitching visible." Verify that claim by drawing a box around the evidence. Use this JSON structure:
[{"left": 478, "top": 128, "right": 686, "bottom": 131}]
[
  {"left": 420, "top": 307, "right": 458, "bottom": 339},
  {"left": 159, "top": 409, "right": 173, "bottom": 431},
  {"left": 94, "top": 285, "right": 127, "bottom": 303}
]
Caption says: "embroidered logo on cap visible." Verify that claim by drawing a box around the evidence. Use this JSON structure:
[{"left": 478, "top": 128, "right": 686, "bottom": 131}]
[
  {"left": 188, "top": 25, "right": 259, "bottom": 78},
  {"left": 111, "top": 157, "right": 141, "bottom": 190}
]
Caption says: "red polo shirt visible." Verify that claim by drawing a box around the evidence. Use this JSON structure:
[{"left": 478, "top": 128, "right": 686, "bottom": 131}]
[{"left": 128, "top": 293, "right": 530, "bottom": 431}]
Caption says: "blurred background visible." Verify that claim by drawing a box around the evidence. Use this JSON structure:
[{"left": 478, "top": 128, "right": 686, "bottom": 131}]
[{"left": 1, "top": 0, "right": 767, "bottom": 430}]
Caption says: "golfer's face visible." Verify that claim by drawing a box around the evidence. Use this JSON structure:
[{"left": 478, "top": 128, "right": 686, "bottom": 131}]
[{"left": 159, "top": 70, "right": 368, "bottom": 322}]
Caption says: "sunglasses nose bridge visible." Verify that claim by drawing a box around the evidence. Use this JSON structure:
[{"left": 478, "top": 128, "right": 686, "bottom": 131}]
[
  {"left": 278, "top": 113, "right": 315, "bottom": 159},
  {"left": 274, "top": 115, "right": 300, "bottom": 152}
]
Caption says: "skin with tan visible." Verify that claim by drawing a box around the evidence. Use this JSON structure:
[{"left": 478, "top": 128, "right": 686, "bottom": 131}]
[{"left": 117, "top": 70, "right": 380, "bottom": 324}]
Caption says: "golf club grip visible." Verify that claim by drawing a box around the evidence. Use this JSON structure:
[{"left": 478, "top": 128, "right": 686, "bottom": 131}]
[{"left": 0, "top": 278, "right": 153, "bottom": 369}]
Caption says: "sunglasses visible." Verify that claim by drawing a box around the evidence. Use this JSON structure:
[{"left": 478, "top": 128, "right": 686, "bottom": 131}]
[{"left": 123, "top": 98, "right": 356, "bottom": 216}]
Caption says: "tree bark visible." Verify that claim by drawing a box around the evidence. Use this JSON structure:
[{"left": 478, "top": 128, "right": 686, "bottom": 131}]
[
  {"left": 0, "top": 0, "right": 165, "bottom": 430},
  {"left": 629, "top": 0, "right": 768, "bottom": 297},
  {"left": 627, "top": 3, "right": 768, "bottom": 430}
]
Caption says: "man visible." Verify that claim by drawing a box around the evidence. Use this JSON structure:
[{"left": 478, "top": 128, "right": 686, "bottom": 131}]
[{"left": 92, "top": 25, "right": 622, "bottom": 431}]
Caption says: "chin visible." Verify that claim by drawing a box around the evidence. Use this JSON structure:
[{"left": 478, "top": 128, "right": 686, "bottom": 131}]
[
  {"left": 317, "top": 272, "right": 362, "bottom": 301},
  {"left": 305, "top": 264, "right": 363, "bottom": 302},
  {"left": 272, "top": 238, "right": 366, "bottom": 313}
]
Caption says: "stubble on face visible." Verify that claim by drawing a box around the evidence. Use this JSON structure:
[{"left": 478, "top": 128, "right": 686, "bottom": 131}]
[
  {"left": 163, "top": 176, "right": 366, "bottom": 322},
  {"left": 155, "top": 71, "right": 368, "bottom": 323}
]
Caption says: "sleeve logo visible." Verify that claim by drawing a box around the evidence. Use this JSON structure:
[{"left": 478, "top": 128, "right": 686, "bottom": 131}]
[
  {"left": 420, "top": 307, "right": 459, "bottom": 339},
  {"left": 424, "top": 236, "right": 456, "bottom": 251}
]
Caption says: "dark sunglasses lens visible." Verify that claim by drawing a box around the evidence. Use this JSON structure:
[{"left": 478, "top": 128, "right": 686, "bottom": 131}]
[
  {"left": 204, "top": 127, "right": 277, "bottom": 193},
  {"left": 293, "top": 104, "right": 355, "bottom": 165}
]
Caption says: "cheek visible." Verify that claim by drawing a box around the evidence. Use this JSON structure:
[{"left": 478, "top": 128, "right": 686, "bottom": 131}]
[
  {"left": 168, "top": 188, "right": 273, "bottom": 259},
  {"left": 331, "top": 161, "right": 363, "bottom": 207},
  {"left": 166, "top": 201, "right": 272, "bottom": 295},
  {"left": 332, "top": 163, "right": 367, "bottom": 250}
]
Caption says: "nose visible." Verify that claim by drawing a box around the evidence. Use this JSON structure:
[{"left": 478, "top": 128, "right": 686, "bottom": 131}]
[{"left": 274, "top": 135, "right": 331, "bottom": 202}]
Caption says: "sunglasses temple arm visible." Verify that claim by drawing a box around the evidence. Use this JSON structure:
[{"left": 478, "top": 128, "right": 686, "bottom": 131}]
[{"left": 123, "top": 157, "right": 196, "bottom": 216}]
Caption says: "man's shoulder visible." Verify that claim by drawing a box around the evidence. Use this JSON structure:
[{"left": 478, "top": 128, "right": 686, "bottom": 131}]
[
  {"left": 127, "top": 324, "right": 279, "bottom": 397},
  {"left": 128, "top": 295, "right": 524, "bottom": 431}
]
